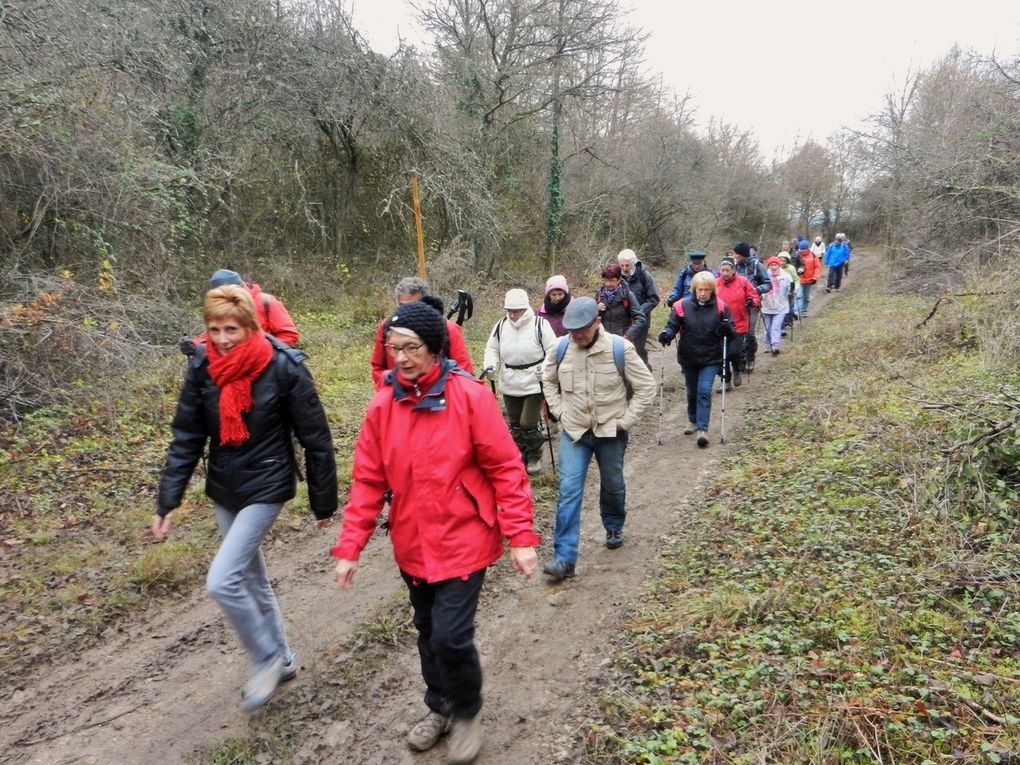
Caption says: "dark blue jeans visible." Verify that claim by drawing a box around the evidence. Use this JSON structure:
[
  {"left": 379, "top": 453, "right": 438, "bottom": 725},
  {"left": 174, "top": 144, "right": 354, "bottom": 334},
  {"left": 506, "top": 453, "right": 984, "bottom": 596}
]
[
  {"left": 681, "top": 363, "right": 719, "bottom": 431},
  {"left": 402, "top": 568, "right": 486, "bottom": 720},
  {"left": 552, "top": 429, "right": 629, "bottom": 564}
]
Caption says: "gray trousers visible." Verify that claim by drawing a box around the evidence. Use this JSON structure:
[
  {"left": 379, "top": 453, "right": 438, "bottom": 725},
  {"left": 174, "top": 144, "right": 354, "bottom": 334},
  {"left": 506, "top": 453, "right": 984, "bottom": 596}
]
[
  {"left": 208, "top": 502, "right": 289, "bottom": 668},
  {"left": 504, "top": 392, "right": 545, "bottom": 464}
]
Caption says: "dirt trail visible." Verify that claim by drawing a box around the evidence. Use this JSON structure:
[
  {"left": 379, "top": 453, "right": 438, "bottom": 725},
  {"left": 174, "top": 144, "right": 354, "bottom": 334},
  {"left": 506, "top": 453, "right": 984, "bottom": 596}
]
[{"left": 0, "top": 264, "right": 854, "bottom": 765}]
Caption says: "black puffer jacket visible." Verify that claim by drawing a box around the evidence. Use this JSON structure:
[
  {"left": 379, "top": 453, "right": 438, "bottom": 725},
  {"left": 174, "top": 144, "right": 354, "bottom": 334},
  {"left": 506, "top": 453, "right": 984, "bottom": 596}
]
[
  {"left": 157, "top": 337, "right": 338, "bottom": 519},
  {"left": 659, "top": 296, "right": 734, "bottom": 368}
]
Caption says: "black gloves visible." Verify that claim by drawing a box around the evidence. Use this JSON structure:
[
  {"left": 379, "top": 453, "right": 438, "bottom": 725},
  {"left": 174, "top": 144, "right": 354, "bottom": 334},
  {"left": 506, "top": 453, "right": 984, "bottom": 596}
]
[
  {"left": 717, "top": 318, "right": 733, "bottom": 337},
  {"left": 658, "top": 330, "right": 673, "bottom": 346},
  {"left": 665, "top": 296, "right": 677, "bottom": 308},
  {"left": 178, "top": 335, "right": 196, "bottom": 356}
]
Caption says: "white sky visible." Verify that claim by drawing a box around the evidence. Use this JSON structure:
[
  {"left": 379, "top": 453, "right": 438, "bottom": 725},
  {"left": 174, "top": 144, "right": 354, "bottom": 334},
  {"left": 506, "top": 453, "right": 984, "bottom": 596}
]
[{"left": 349, "top": 0, "right": 1020, "bottom": 160}]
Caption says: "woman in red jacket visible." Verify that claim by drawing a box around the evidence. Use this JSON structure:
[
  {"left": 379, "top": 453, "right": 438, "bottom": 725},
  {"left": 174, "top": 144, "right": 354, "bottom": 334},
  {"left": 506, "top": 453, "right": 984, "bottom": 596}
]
[
  {"left": 714, "top": 258, "right": 760, "bottom": 391},
  {"left": 333, "top": 300, "right": 539, "bottom": 765}
]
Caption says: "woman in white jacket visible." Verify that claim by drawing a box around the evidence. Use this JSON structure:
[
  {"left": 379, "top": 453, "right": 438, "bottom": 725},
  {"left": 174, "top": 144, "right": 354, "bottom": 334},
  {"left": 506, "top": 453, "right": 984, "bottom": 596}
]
[
  {"left": 760, "top": 257, "right": 793, "bottom": 355},
  {"left": 483, "top": 289, "right": 558, "bottom": 473}
]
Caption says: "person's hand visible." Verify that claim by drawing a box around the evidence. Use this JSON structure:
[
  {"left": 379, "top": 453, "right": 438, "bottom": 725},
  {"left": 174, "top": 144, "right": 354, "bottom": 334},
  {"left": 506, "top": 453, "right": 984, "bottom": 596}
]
[
  {"left": 665, "top": 296, "right": 677, "bottom": 308},
  {"left": 509, "top": 547, "right": 538, "bottom": 579},
  {"left": 479, "top": 366, "right": 495, "bottom": 380},
  {"left": 177, "top": 335, "right": 196, "bottom": 356},
  {"left": 151, "top": 513, "right": 172, "bottom": 540},
  {"left": 658, "top": 330, "right": 672, "bottom": 346},
  {"left": 717, "top": 318, "right": 733, "bottom": 336},
  {"left": 315, "top": 518, "right": 332, "bottom": 530},
  {"left": 334, "top": 559, "right": 358, "bottom": 590},
  {"left": 597, "top": 301, "right": 607, "bottom": 312}
]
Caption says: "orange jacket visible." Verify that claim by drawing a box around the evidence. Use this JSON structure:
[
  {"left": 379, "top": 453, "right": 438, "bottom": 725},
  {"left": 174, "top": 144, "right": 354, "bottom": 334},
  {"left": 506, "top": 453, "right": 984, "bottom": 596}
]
[{"left": 799, "top": 251, "right": 822, "bottom": 285}]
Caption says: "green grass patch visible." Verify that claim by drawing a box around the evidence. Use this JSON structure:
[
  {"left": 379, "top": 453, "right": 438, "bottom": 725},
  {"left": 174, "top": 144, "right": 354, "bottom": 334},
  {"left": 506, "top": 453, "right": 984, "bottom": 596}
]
[{"left": 585, "top": 276, "right": 1020, "bottom": 763}]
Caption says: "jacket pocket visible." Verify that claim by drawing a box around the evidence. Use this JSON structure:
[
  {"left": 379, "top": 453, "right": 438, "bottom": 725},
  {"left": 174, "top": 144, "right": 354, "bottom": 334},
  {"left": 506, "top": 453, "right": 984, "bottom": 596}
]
[{"left": 458, "top": 472, "right": 497, "bottom": 527}]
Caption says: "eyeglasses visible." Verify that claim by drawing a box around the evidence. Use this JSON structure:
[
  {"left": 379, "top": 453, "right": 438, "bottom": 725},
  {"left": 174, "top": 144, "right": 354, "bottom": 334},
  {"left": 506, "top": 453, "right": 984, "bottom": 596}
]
[{"left": 384, "top": 342, "right": 426, "bottom": 357}]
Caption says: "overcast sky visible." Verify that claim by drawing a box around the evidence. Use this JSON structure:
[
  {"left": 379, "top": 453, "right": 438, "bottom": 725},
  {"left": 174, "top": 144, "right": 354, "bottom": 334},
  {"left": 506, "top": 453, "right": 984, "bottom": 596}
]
[{"left": 349, "top": 0, "right": 1020, "bottom": 160}]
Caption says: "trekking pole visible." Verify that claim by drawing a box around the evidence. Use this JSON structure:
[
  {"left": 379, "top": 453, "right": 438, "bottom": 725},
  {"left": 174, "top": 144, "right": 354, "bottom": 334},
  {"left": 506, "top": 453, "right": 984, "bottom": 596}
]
[
  {"left": 656, "top": 349, "right": 664, "bottom": 445},
  {"left": 720, "top": 335, "right": 727, "bottom": 444},
  {"left": 541, "top": 403, "right": 556, "bottom": 475}
]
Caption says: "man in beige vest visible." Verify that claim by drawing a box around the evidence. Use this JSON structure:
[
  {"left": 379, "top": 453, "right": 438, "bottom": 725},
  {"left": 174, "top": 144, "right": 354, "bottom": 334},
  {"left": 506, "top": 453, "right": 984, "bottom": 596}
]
[{"left": 540, "top": 297, "right": 656, "bottom": 582}]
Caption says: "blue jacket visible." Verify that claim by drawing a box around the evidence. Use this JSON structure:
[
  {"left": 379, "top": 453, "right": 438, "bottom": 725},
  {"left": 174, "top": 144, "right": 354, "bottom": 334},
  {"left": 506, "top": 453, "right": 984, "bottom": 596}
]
[
  {"left": 825, "top": 242, "right": 850, "bottom": 268},
  {"left": 667, "top": 263, "right": 710, "bottom": 304}
]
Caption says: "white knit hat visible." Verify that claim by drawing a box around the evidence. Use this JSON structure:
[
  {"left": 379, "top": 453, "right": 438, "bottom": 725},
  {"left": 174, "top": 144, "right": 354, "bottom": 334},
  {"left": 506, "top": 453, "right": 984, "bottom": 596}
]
[{"left": 504, "top": 288, "right": 530, "bottom": 310}]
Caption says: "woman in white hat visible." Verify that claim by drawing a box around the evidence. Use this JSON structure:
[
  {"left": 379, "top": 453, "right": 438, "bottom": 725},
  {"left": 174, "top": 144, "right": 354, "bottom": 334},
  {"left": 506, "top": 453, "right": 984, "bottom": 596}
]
[{"left": 483, "top": 289, "right": 557, "bottom": 473}]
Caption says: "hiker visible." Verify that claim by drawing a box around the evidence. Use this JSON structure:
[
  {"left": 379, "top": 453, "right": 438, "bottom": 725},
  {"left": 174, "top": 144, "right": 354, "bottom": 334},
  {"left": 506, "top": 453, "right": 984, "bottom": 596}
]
[
  {"left": 797, "top": 240, "right": 822, "bottom": 316},
  {"left": 810, "top": 235, "right": 826, "bottom": 261},
  {"left": 482, "top": 289, "right": 557, "bottom": 474},
  {"left": 824, "top": 233, "right": 851, "bottom": 292},
  {"left": 182, "top": 269, "right": 300, "bottom": 353},
  {"left": 657, "top": 271, "right": 734, "bottom": 448},
  {"left": 595, "top": 263, "right": 647, "bottom": 343},
  {"left": 332, "top": 301, "right": 539, "bottom": 765},
  {"left": 776, "top": 252, "right": 800, "bottom": 329},
  {"left": 715, "top": 257, "right": 760, "bottom": 391},
  {"left": 731, "top": 242, "right": 769, "bottom": 372},
  {"left": 761, "top": 257, "right": 794, "bottom": 354},
  {"left": 154, "top": 285, "right": 338, "bottom": 710},
  {"left": 666, "top": 251, "right": 710, "bottom": 306},
  {"left": 537, "top": 274, "right": 572, "bottom": 337},
  {"left": 540, "top": 297, "right": 656, "bottom": 582},
  {"left": 370, "top": 277, "right": 474, "bottom": 390},
  {"left": 843, "top": 235, "right": 854, "bottom": 276},
  {"left": 617, "top": 248, "right": 660, "bottom": 367}
]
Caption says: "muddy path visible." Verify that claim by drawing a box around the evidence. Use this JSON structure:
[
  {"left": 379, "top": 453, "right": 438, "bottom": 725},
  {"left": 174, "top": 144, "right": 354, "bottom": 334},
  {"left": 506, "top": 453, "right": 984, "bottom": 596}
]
[{"left": 0, "top": 262, "right": 855, "bottom": 765}]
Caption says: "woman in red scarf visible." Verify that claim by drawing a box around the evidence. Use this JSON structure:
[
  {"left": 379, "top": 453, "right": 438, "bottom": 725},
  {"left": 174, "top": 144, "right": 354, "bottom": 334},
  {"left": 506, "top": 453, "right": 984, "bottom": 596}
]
[{"left": 154, "top": 286, "right": 337, "bottom": 710}]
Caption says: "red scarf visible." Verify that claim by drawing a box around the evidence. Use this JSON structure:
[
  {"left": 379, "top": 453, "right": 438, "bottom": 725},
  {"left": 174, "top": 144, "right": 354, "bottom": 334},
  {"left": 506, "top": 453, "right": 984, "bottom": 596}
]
[{"left": 206, "top": 333, "right": 274, "bottom": 446}]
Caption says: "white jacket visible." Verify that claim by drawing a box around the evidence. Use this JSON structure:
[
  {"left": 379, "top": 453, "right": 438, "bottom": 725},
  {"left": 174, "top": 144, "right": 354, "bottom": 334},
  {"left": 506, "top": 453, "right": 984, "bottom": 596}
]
[
  {"left": 810, "top": 242, "right": 826, "bottom": 259},
  {"left": 483, "top": 309, "right": 557, "bottom": 397}
]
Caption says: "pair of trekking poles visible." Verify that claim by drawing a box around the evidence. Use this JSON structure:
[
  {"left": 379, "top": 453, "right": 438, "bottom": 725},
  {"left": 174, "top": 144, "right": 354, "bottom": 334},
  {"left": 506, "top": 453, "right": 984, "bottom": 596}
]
[{"left": 656, "top": 338, "right": 726, "bottom": 446}]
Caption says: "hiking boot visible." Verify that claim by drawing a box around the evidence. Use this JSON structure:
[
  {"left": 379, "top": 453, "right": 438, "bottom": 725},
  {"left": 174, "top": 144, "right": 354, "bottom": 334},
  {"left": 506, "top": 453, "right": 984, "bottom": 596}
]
[
  {"left": 242, "top": 653, "right": 285, "bottom": 710},
  {"left": 825, "top": 287, "right": 831, "bottom": 293},
  {"left": 543, "top": 559, "right": 575, "bottom": 583},
  {"left": 526, "top": 460, "right": 543, "bottom": 476},
  {"left": 281, "top": 652, "right": 299, "bottom": 683},
  {"left": 683, "top": 423, "right": 697, "bottom": 435},
  {"left": 772, "top": 348, "right": 780, "bottom": 356},
  {"left": 732, "top": 370, "right": 743, "bottom": 387},
  {"left": 447, "top": 714, "right": 482, "bottom": 764},
  {"left": 407, "top": 710, "right": 451, "bottom": 752},
  {"left": 696, "top": 431, "right": 709, "bottom": 448},
  {"left": 781, "top": 331, "right": 788, "bottom": 337},
  {"left": 606, "top": 529, "right": 624, "bottom": 549},
  {"left": 715, "top": 384, "right": 730, "bottom": 394}
]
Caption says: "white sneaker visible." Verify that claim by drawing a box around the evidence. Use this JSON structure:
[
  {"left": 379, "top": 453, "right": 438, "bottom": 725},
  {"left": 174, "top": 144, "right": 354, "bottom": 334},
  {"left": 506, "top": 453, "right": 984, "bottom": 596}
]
[
  {"left": 281, "top": 652, "right": 298, "bottom": 683},
  {"left": 242, "top": 654, "right": 285, "bottom": 710},
  {"left": 447, "top": 714, "right": 482, "bottom": 764},
  {"left": 407, "top": 710, "right": 451, "bottom": 751}
]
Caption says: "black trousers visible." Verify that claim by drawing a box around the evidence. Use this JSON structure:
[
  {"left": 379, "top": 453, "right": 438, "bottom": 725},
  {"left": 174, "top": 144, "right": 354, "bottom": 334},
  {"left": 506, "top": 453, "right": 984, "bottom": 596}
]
[{"left": 402, "top": 568, "right": 486, "bottom": 719}]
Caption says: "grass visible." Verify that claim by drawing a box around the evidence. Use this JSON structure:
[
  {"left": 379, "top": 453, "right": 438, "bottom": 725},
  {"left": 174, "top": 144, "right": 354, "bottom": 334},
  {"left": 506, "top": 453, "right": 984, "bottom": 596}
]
[{"left": 582, "top": 273, "right": 1020, "bottom": 763}]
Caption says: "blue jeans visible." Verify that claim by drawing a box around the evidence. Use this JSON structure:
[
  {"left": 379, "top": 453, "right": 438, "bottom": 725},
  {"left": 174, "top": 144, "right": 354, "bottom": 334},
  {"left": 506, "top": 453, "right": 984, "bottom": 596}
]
[
  {"left": 681, "top": 363, "right": 719, "bottom": 431},
  {"left": 552, "top": 429, "right": 629, "bottom": 564},
  {"left": 208, "top": 503, "right": 289, "bottom": 667},
  {"left": 797, "top": 283, "right": 813, "bottom": 315}
]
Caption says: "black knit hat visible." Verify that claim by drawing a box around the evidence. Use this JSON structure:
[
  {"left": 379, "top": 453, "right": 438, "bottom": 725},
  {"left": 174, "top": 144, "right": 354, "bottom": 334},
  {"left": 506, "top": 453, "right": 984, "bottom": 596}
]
[
  {"left": 387, "top": 301, "right": 447, "bottom": 356},
  {"left": 732, "top": 242, "right": 751, "bottom": 258}
]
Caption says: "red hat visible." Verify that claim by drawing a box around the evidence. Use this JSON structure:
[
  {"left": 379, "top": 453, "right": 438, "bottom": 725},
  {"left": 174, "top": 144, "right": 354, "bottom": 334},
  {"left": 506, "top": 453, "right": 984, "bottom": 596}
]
[{"left": 765, "top": 256, "right": 783, "bottom": 267}]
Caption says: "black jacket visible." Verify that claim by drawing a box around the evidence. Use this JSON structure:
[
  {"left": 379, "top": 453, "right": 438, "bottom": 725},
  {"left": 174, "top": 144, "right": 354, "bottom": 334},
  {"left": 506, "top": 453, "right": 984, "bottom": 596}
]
[
  {"left": 660, "top": 296, "right": 734, "bottom": 368},
  {"left": 158, "top": 337, "right": 338, "bottom": 519},
  {"left": 623, "top": 262, "right": 660, "bottom": 319}
]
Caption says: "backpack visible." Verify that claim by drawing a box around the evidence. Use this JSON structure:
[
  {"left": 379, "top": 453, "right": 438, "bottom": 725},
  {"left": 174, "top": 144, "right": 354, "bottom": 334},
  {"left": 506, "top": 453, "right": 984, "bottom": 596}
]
[
  {"left": 492, "top": 315, "right": 548, "bottom": 370},
  {"left": 553, "top": 334, "right": 631, "bottom": 398}
]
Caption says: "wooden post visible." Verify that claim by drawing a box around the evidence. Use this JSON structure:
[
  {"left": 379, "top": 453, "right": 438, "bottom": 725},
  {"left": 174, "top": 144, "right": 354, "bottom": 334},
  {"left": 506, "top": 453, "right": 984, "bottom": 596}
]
[{"left": 411, "top": 173, "right": 426, "bottom": 280}]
